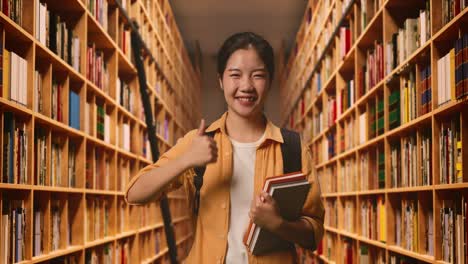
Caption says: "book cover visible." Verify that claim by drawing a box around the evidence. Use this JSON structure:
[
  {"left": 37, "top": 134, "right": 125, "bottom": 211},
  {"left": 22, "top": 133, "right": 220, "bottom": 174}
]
[{"left": 243, "top": 171, "right": 310, "bottom": 255}]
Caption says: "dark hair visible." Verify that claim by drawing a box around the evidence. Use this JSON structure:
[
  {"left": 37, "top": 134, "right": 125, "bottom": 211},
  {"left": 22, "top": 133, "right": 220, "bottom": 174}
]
[{"left": 217, "top": 32, "right": 275, "bottom": 82}]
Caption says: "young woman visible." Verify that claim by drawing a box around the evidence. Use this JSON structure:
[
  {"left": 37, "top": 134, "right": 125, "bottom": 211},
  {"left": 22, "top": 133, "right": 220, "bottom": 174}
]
[{"left": 125, "top": 32, "right": 324, "bottom": 264}]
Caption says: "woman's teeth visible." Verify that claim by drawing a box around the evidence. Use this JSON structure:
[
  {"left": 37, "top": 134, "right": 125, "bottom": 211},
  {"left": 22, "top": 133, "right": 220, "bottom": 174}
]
[{"left": 237, "top": 97, "right": 255, "bottom": 102}]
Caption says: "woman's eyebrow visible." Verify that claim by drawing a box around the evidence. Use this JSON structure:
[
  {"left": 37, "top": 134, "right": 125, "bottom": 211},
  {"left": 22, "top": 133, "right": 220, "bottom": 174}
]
[{"left": 227, "top": 68, "right": 241, "bottom": 72}]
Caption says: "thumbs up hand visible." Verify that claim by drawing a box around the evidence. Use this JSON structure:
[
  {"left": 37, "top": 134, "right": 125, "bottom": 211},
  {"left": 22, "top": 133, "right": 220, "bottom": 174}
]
[{"left": 183, "top": 119, "right": 218, "bottom": 168}]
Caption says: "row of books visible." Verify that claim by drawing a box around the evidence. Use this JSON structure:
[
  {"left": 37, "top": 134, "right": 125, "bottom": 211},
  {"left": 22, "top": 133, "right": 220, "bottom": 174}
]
[
  {"left": 69, "top": 90, "right": 80, "bottom": 130},
  {"left": 1, "top": 0, "right": 23, "bottom": 26},
  {"left": 121, "top": 122, "right": 131, "bottom": 152},
  {"left": 401, "top": 69, "right": 418, "bottom": 124},
  {"left": 34, "top": 71, "right": 44, "bottom": 113},
  {"left": 360, "top": 199, "right": 378, "bottom": 240},
  {"left": 156, "top": 118, "right": 170, "bottom": 143},
  {"left": 359, "top": 148, "right": 385, "bottom": 190},
  {"left": 2, "top": 49, "right": 28, "bottom": 106},
  {"left": 389, "top": 254, "right": 420, "bottom": 264},
  {"left": 361, "top": 196, "right": 386, "bottom": 242},
  {"left": 396, "top": 199, "right": 418, "bottom": 252},
  {"left": 339, "top": 23, "right": 352, "bottom": 60},
  {"left": 439, "top": 117, "right": 463, "bottom": 184},
  {"left": 34, "top": 75, "right": 80, "bottom": 131},
  {"left": 440, "top": 194, "right": 467, "bottom": 263},
  {"left": 442, "top": 0, "right": 467, "bottom": 26},
  {"left": 50, "top": 140, "right": 64, "bottom": 187},
  {"left": 395, "top": 199, "right": 434, "bottom": 256},
  {"left": 51, "top": 80, "right": 64, "bottom": 122},
  {"left": 142, "top": 132, "right": 152, "bottom": 160},
  {"left": 115, "top": 241, "right": 130, "bottom": 264},
  {"left": 337, "top": 79, "right": 355, "bottom": 118},
  {"left": 50, "top": 200, "right": 68, "bottom": 251},
  {"left": 119, "top": 26, "right": 131, "bottom": 59},
  {"left": 97, "top": 109, "right": 109, "bottom": 145},
  {"left": 339, "top": 115, "right": 356, "bottom": 151},
  {"left": 368, "top": 97, "right": 384, "bottom": 138},
  {"left": 325, "top": 199, "right": 337, "bottom": 228},
  {"left": 438, "top": 34, "right": 468, "bottom": 105},
  {"left": 385, "top": 1, "right": 431, "bottom": 75},
  {"left": 342, "top": 238, "right": 353, "bottom": 264},
  {"left": 35, "top": 1, "right": 81, "bottom": 72},
  {"left": 359, "top": 0, "right": 383, "bottom": 32},
  {"left": 388, "top": 88, "right": 400, "bottom": 130},
  {"left": 118, "top": 159, "right": 132, "bottom": 192},
  {"left": 339, "top": 157, "right": 356, "bottom": 192},
  {"left": 117, "top": 78, "right": 135, "bottom": 113},
  {"left": 317, "top": 166, "right": 337, "bottom": 194},
  {"left": 85, "top": 151, "right": 111, "bottom": 190},
  {"left": 118, "top": 199, "right": 127, "bottom": 233},
  {"left": 322, "top": 130, "right": 336, "bottom": 161},
  {"left": 343, "top": 200, "right": 355, "bottom": 233},
  {"left": 359, "top": 245, "right": 385, "bottom": 264},
  {"left": 86, "top": 244, "right": 113, "bottom": 264},
  {"left": 86, "top": 198, "right": 110, "bottom": 242},
  {"left": 327, "top": 96, "right": 337, "bottom": 128},
  {"left": 2, "top": 112, "right": 28, "bottom": 184},
  {"left": 420, "top": 65, "right": 433, "bottom": 115},
  {"left": 313, "top": 111, "right": 323, "bottom": 136},
  {"left": 363, "top": 41, "right": 384, "bottom": 93},
  {"left": 1, "top": 198, "right": 26, "bottom": 263},
  {"left": 84, "top": 101, "right": 110, "bottom": 139},
  {"left": 33, "top": 200, "right": 73, "bottom": 256},
  {"left": 35, "top": 129, "right": 77, "bottom": 187},
  {"left": 455, "top": 34, "right": 468, "bottom": 100},
  {"left": 87, "top": 0, "right": 108, "bottom": 31},
  {"left": 87, "top": 43, "right": 109, "bottom": 92},
  {"left": 321, "top": 54, "right": 334, "bottom": 86}
]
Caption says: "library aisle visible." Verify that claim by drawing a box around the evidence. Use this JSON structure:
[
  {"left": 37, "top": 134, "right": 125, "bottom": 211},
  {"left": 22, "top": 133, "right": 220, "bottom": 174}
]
[{"left": 0, "top": 0, "right": 467, "bottom": 263}]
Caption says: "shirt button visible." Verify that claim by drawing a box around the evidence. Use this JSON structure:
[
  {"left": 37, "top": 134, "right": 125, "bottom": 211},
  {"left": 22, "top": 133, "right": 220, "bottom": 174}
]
[{"left": 221, "top": 203, "right": 226, "bottom": 209}]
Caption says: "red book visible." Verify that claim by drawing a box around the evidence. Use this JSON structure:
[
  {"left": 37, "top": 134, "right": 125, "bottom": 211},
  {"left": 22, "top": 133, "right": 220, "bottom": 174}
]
[{"left": 243, "top": 171, "right": 310, "bottom": 255}]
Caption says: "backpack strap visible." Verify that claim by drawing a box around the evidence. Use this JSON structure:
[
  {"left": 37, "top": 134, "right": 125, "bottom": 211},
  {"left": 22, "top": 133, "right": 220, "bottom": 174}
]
[
  {"left": 193, "top": 131, "right": 215, "bottom": 215},
  {"left": 280, "top": 128, "right": 302, "bottom": 174}
]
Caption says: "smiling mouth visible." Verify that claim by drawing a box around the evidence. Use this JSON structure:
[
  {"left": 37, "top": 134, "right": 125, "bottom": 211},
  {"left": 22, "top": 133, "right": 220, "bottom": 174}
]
[{"left": 235, "top": 96, "right": 257, "bottom": 102}]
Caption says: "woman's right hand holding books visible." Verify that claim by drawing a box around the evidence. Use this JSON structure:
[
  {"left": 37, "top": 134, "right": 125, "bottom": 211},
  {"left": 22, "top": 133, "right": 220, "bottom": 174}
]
[{"left": 182, "top": 119, "right": 218, "bottom": 168}]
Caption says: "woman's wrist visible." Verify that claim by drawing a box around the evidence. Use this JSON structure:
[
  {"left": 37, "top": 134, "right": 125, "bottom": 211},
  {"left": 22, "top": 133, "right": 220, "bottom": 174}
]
[
  {"left": 269, "top": 215, "right": 285, "bottom": 233},
  {"left": 178, "top": 153, "right": 194, "bottom": 171}
]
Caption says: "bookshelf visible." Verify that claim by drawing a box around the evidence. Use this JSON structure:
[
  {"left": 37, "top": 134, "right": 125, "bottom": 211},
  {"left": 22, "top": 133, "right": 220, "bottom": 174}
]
[
  {"left": 0, "top": 0, "right": 199, "bottom": 263},
  {"left": 282, "top": 0, "right": 468, "bottom": 263}
]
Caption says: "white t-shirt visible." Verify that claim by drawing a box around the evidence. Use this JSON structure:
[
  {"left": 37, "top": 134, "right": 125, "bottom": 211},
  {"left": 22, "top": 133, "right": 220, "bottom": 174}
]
[{"left": 226, "top": 132, "right": 265, "bottom": 264}]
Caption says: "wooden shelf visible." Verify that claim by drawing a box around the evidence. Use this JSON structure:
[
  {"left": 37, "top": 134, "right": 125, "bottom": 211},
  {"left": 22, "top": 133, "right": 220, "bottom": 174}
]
[
  {"left": 0, "top": 0, "right": 198, "bottom": 262},
  {"left": 283, "top": 0, "right": 468, "bottom": 263}
]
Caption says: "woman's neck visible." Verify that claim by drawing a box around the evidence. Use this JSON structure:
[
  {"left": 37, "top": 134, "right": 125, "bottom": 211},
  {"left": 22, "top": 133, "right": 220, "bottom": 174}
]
[{"left": 225, "top": 110, "right": 266, "bottom": 143}]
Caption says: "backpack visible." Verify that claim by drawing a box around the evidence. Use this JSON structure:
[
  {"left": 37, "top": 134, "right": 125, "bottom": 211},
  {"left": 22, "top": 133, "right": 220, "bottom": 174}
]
[{"left": 192, "top": 128, "right": 302, "bottom": 215}]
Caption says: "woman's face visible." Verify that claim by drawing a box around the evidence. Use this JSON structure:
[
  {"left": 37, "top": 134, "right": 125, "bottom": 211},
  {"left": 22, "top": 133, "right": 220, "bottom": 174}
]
[{"left": 219, "top": 46, "right": 270, "bottom": 119}]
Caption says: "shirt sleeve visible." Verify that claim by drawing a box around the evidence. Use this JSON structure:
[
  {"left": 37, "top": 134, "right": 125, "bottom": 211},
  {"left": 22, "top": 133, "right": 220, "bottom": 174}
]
[
  {"left": 124, "top": 129, "right": 198, "bottom": 205},
  {"left": 300, "top": 143, "right": 325, "bottom": 249}
]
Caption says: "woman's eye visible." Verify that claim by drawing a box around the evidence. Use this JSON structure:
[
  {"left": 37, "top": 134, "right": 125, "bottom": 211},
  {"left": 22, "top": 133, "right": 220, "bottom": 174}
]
[
  {"left": 230, "top": 74, "right": 240, "bottom": 78},
  {"left": 254, "top": 75, "right": 265, "bottom": 79}
]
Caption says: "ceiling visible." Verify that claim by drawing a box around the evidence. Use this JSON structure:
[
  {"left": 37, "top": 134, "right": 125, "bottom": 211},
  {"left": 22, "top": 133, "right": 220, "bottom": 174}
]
[{"left": 169, "top": 0, "right": 308, "bottom": 57}]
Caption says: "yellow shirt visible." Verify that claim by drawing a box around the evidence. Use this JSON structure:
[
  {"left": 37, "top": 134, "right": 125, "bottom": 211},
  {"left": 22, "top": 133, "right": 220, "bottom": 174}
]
[{"left": 125, "top": 112, "right": 325, "bottom": 264}]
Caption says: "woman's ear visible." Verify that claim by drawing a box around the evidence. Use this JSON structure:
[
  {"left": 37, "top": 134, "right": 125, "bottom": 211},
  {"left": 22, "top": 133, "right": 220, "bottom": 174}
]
[{"left": 218, "top": 76, "right": 223, "bottom": 90}]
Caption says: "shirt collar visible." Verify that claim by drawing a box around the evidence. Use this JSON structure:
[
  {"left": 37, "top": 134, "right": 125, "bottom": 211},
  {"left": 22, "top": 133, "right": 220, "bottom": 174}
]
[{"left": 206, "top": 112, "right": 284, "bottom": 144}]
